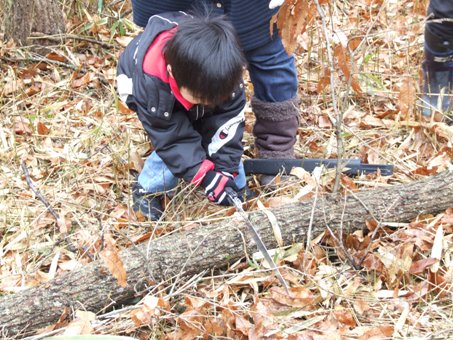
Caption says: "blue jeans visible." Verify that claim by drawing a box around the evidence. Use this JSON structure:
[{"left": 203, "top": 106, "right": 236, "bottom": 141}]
[
  {"left": 245, "top": 35, "right": 298, "bottom": 102},
  {"left": 138, "top": 152, "right": 247, "bottom": 193}
]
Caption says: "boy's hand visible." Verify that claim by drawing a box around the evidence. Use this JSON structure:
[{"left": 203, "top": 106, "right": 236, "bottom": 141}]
[
  {"left": 269, "top": 0, "right": 285, "bottom": 9},
  {"left": 201, "top": 171, "right": 238, "bottom": 205}
]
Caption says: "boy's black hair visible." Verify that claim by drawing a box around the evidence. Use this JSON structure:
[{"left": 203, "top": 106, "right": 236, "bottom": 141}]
[{"left": 164, "top": 13, "right": 246, "bottom": 106}]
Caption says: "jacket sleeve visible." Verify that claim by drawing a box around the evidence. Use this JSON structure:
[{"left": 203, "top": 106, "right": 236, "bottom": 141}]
[
  {"left": 117, "top": 46, "right": 207, "bottom": 182},
  {"left": 199, "top": 84, "right": 246, "bottom": 175},
  {"left": 137, "top": 105, "right": 208, "bottom": 182}
]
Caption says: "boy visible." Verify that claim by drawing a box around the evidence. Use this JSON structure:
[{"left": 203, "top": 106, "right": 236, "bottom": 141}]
[
  {"left": 131, "top": 1, "right": 301, "bottom": 187},
  {"left": 116, "top": 11, "right": 247, "bottom": 221}
]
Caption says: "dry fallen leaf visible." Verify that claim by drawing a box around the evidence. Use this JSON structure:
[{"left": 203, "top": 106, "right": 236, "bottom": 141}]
[
  {"left": 63, "top": 310, "right": 96, "bottom": 336},
  {"left": 36, "top": 121, "right": 50, "bottom": 135},
  {"left": 409, "top": 257, "right": 437, "bottom": 274},
  {"left": 398, "top": 77, "right": 416, "bottom": 119},
  {"left": 354, "top": 299, "right": 371, "bottom": 315},
  {"left": 131, "top": 295, "right": 170, "bottom": 326},
  {"left": 2, "top": 79, "right": 23, "bottom": 95},
  {"left": 271, "top": 0, "right": 317, "bottom": 55},
  {"left": 334, "top": 44, "right": 362, "bottom": 95},
  {"left": 270, "top": 286, "right": 319, "bottom": 308},
  {"left": 14, "top": 118, "right": 32, "bottom": 135},
  {"left": 441, "top": 208, "right": 453, "bottom": 225},
  {"left": 333, "top": 306, "right": 357, "bottom": 327},
  {"left": 100, "top": 247, "right": 127, "bottom": 287},
  {"left": 430, "top": 225, "right": 444, "bottom": 273},
  {"left": 116, "top": 35, "right": 134, "bottom": 47},
  {"left": 235, "top": 315, "right": 253, "bottom": 336},
  {"left": 71, "top": 72, "right": 93, "bottom": 88},
  {"left": 358, "top": 325, "right": 394, "bottom": 340},
  {"left": 266, "top": 196, "right": 297, "bottom": 208}
]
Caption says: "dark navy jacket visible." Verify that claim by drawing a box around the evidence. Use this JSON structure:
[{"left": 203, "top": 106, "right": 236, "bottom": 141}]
[
  {"left": 117, "top": 12, "right": 246, "bottom": 182},
  {"left": 428, "top": 0, "right": 453, "bottom": 38},
  {"left": 131, "top": 0, "right": 279, "bottom": 52}
]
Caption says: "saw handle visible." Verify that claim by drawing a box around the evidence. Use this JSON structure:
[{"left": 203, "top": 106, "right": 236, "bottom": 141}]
[
  {"left": 225, "top": 186, "right": 239, "bottom": 205},
  {"left": 225, "top": 186, "right": 237, "bottom": 198}
]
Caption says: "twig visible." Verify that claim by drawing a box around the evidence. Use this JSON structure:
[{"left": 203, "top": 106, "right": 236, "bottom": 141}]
[
  {"left": 29, "top": 32, "right": 118, "bottom": 49},
  {"left": 22, "top": 327, "right": 64, "bottom": 340},
  {"left": 98, "top": 214, "right": 105, "bottom": 251},
  {"left": 21, "top": 161, "right": 80, "bottom": 254},
  {"left": 325, "top": 222, "right": 359, "bottom": 270},
  {"left": 317, "top": 186, "right": 360, "bottom": 270},
  {"left": 167, "top": 232, "right": 210, "bottom": 296},
  {"left": 107, "top": 0, "right": 125, "bottom": 8},
  {"left": 166, "top": 270, "right": 208, "bottom": 298},
  {"left": 338, "top": 192, "right": 347, "bottom": 255},
  {"left": 353, "top": 194, "right": 400, "bottom": 267},
  {"left": 302, "top": 173, "right": 319, "bottom": 270},
  {"left": 21, "top": 161, "right": 60, "bottom": 221},
  {"left": 0, "top": 55, "right": 78, "bottom": 70},
  {"left": 111, "top": 224, "right": 157, "bottom": 282},
  {"left": 428, "top": 328, "right": 453, "bottom": 338},
  {"left": 0, "top": 55, "right": 111, "bottom": 86},
  {"left": 312, "top": 0, "right": 344, "bottom": 193}
]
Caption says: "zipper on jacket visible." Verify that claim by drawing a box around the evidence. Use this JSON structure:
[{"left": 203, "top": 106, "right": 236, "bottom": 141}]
[{"left": 196, "top": 105, "right": 205, "bottom": 120}]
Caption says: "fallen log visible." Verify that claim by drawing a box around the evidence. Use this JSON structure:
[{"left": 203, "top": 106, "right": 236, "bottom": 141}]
[{"left": 1, "top": 171, "right": 452, "bottom": 337}]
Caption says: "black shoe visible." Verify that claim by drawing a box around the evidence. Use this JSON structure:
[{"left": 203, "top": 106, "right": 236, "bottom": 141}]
[
  {"left": 132, "top": 182, "right": 163, "bottom": 221},
  {"left": 237, "top": 185, "right": 257, "bottom": 202},
  {"left": 259, "top": 174, "right": 293, "bottom": 190}
]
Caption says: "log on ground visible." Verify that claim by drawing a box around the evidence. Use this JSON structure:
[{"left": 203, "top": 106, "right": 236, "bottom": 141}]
[{"left": 1, "top": 171, "right": 452, "bottom": 337}]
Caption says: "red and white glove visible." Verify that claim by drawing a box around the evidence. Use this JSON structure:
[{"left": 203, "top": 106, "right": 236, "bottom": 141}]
[
  {"left": 201, "top": 171, "right": 238, "bottom": 205},
  {"left": 269, "top": 0, "right": 285, "bottom": 9},
  {"left": 191, "top": 159, "right": 216, "bottom": 186}
]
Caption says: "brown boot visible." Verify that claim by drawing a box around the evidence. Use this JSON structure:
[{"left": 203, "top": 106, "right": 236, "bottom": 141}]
[{"left": 252, "top": 96, "right": 300, "bottom": 187}]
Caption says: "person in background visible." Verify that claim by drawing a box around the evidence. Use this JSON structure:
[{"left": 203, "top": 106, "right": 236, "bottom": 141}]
[
  {"left": 422, "top": 0, "right": 453, "bottom": 124},
  {"left": 117, "top": 11, "right": 247, "bottom": 220},
  {"left": 131, "top": 0, "right": 301, "bottom": 186}
]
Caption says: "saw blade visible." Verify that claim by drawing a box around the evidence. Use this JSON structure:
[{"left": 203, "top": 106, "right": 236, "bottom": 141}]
[{"left": 225, "top": 188, "right": 289, "bottom": 293}]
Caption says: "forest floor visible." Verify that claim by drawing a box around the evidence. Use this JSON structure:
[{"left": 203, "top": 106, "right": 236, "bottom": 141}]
[{"left": 0, "top": 0, "right": 452, "bottom": 339}]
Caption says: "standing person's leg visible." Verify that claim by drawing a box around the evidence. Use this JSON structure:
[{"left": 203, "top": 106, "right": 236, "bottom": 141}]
[
  {"left": 245, "top": 35, "right": 300, "bottom": 185},
  {"left": 134, "top": 151, "right": 179, "bottom": 220},
  {"left": 422, "top": 0, "right": 453, "bottom": 123}
]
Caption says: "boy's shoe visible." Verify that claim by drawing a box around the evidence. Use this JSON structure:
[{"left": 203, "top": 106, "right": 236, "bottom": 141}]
[
  {"left": 259, "top": 174, "right": 293, "bottom": 190},
  {"left": 237, "top": 185, "right": 257, "bottom": 201},
  {"left": 132, "top": 182, "right": 163, "bottom": 221}
]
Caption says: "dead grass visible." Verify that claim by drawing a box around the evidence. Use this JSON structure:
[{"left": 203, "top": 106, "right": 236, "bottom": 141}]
[{"left": 0, "top": 0, "right": 452, "bottom": 339}]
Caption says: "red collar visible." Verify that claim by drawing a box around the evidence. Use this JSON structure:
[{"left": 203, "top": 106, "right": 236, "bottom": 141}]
[{"left": 142, "top": 28, "right": 193, "bottom": 110}]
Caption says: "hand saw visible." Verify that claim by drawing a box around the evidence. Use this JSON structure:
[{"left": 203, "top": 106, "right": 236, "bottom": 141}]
[{"left": 225, "top": 187, "right": 290, "bottom": 294}]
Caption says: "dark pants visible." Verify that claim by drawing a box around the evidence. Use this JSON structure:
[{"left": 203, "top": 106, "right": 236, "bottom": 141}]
[
  {"left": 422, "top": 1, "right": 453, "bottom": 120},
  {"left": 427, "top": 0, "right": 453, "bottom": 41}
]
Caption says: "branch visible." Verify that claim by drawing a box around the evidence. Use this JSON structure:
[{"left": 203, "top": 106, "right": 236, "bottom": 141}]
[
  {"left": 28, "top": 32, "right": 118, "bottom": 49},
  {"left": 311, "top": 0, "right": 345, "bottom": 193},
  {"left": 21, "top": 161, "right": 60, "bottom": 221}
]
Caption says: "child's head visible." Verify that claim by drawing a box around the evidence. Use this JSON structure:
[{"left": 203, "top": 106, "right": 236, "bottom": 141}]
[{"left": 164, "top": 13, "right": 246, "bottom": 106}]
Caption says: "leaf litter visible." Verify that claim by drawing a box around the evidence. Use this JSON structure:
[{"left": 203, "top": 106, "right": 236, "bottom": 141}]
[{"left": 0, "top": 0, "right": 452, "bottom": 338}]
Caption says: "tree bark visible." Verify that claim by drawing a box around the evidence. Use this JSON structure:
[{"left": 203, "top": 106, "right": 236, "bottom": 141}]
[
  {"left": 3, "top": 0, "right": 65, "bottom": 48},
  {"left": 1, "top": 171, "right": 452, "bottom": 337}
]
